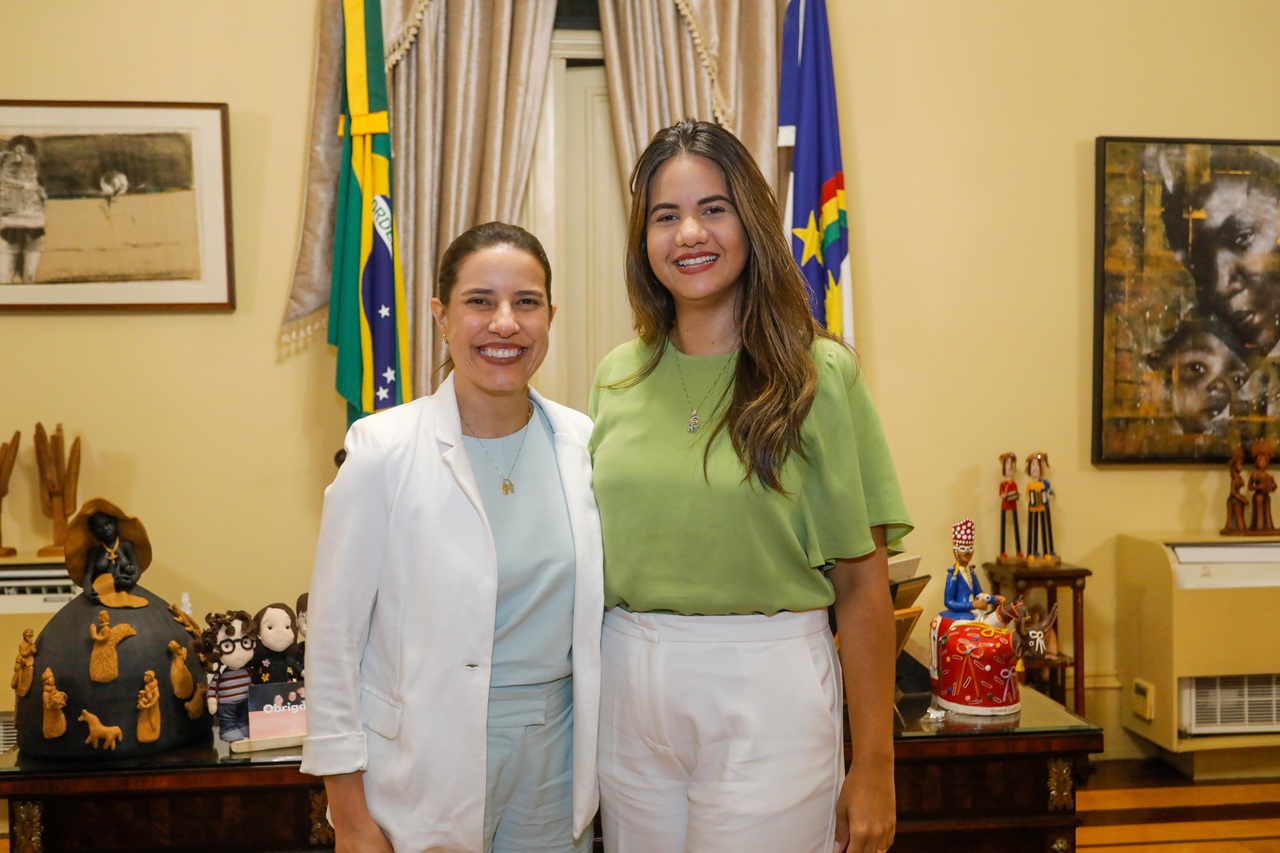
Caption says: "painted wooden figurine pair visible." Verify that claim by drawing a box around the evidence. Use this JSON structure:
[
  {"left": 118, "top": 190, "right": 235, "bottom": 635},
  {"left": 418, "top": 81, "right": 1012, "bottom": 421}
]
[
  {"left": 997, "top": 452, "right": 1060, "bottom": 567},
  {"left": 931, "top": 518, "right": 1058, "bottom": 716},
  {"left": 1222, "top": 439, "right": 1278, "bottom": 535}
]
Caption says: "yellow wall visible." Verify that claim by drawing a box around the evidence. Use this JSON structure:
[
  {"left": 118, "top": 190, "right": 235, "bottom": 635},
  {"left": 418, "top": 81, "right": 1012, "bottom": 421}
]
[
  {"left": 0, "top": 2, "right": 343, "bottom": 617},
  {"left": 826, "top": 1, "right": 1280, "bottom": 757},
  {"left": 2, "top": 1, "right": 1278, "bottom": 760}
]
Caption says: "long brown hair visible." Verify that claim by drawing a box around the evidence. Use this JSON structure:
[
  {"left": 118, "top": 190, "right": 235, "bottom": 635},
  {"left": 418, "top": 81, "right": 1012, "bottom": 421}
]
[{"left": 619, "top": 119, "right": 835, "bottom": 493}]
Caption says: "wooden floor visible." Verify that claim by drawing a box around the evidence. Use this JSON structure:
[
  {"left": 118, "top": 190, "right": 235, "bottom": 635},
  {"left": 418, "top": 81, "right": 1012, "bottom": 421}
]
[{"left": 1079, "top": 759, "right": 1280, "bottom": 852}]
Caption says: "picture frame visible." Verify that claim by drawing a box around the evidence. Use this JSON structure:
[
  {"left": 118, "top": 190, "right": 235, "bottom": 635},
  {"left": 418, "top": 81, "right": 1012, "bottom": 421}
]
[
  {"left": 1093, "top": 136, "right": 1280, "bottom": 464},
  {"left": 0, "top": 100, "right": 234, "bottom": 311}
]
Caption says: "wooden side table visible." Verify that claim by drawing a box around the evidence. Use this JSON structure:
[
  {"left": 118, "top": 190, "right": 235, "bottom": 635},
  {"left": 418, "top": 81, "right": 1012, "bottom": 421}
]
[{"left": 983, "top": 561, "right": 1092, "bottom": 717}]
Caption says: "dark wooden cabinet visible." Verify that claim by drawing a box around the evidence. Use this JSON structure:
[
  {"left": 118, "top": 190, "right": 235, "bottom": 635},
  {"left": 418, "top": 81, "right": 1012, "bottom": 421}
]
[
  {"left": 888, "top": 689, "right": 1103, "bottom": 852},
  {"left": 0, "top": 742, "right": 332, "bottom": 852},
  {"left": 0, "top": 689, "right": 1100, "bottom": 852}
]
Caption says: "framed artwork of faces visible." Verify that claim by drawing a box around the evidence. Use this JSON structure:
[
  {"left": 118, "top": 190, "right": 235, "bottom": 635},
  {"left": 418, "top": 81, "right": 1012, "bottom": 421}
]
[{"left": 1094, "top": 137, "right": 1280, "bottom": 463}]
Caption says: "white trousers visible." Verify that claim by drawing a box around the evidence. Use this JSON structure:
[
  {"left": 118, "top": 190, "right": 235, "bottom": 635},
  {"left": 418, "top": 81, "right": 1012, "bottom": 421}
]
[{"left": 598, "top": 608, "right": 844, "bottom": 853}]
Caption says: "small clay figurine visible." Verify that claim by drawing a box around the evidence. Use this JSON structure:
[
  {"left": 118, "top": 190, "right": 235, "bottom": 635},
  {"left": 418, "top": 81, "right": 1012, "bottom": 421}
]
[
  {"left": 78, "top": 709, "right": 122, "bottom": 750},
  {"left": 941, "top": 518, "right": 982, "bottom": 620},
  {"left": 34, "top": 423, "right": 81, "bottom": 557},
  {"left": 167, "top": 640, "right": 195, "bottom": 700},
  {"left": 41, "top": 668, "right": 67, "bottom": 739},
  {"left": 1223, "top": 446, "right": 1249, "bottom": 535},
  {"left": 1249, "top": 439, "right": 1277, "bottom": 533},
  {"left": 249, "top": 603, "right": 301, "bottom": 684},
  {"left": 136, "top": 670, "right": 161, "bottom": 743},
  {"left": 1025, "top": 452, "right": 1059, "bottom": 566},
  {"left": 11, "top": 628, "right": 36, "bottom": 697},
  {"left": 997, "top": 452, "right": 1023, "bottom": 565},
  {"left": 929, "top": 519, "right": 982, "bottom": 690},
  {"left": 201, "top": 611, "right": 256, "bottom": 742},
  {"left": 0, "top": 430, "right": 18, "bottom": 557},
  {"left": 64, "top": 499, "right": 152, "bottom": 606},
  {"left": 185, "top": 683, "right": 209, "bottom": 720},
  {"left": 89, "top": 610, "right": 136, "bottom": 683}
]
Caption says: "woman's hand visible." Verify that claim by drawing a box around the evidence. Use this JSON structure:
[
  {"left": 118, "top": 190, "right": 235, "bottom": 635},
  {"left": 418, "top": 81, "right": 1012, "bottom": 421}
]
[
  {"left": 834, "top": 761, "right": 895, "bottom": 853},
  {"left": 325, "top": 772, "right": 393, "bottom": 853}
]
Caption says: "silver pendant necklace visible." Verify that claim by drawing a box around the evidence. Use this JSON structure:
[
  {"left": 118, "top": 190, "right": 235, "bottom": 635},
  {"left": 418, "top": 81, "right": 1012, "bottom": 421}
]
[
  {"left": 461, "top": 404, "right": 534, "bottom": 495},
  {"left": 671, "top": 350, "right": 735, "bottom": 433}
]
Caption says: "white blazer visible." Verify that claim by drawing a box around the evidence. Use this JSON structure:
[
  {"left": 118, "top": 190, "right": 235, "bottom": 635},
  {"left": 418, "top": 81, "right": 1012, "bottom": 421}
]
[{"left": 301, "top": 375, "right": 603, "bottom": 852}]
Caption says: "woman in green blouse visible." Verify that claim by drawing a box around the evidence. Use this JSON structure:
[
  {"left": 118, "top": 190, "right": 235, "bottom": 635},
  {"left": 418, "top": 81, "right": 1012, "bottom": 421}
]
[{"left": 589, "top": 120, "right": 911, "bottom": 853}]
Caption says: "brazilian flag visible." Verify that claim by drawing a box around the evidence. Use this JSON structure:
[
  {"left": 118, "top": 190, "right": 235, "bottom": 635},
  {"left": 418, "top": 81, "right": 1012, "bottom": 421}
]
[
  {"left": 329, "top": 0, "right": 411, "bottom": 426},
  {"left": 778, "top": 0, "right": 852, "bottom": 342}
]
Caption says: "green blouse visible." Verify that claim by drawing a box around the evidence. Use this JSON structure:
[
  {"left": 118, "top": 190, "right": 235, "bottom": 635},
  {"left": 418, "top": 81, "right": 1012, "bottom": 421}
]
[{"left": 588, "top": 336, "right": 912, "bottom": 616}]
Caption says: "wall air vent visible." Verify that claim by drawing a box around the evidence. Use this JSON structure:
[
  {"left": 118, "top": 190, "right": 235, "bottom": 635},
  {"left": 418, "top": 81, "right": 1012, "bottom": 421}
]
[{"left": 1179, "top": 675, "right": 1280, "bottom": 735}]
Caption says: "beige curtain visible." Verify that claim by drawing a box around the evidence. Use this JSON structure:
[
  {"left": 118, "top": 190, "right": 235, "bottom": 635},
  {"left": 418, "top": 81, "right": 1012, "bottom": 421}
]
[
  {"left": 282, "top": 0, "right": 557, "bottom": 399},
  {"left": 598, "top": 0, "right": 785, "bottom": 203}
]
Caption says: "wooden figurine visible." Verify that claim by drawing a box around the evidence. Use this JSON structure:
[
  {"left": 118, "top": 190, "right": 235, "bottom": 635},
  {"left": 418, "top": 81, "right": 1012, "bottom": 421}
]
[
  {"left": 0, "top": 430, "right": 18, "bottom": 557},
  {"left": 41, "top": 668, "right": 67, "bottom": 739},
  {"left": 89, "top": 610, "right": 136, "bottom": 683},
  {"left": 997, "top": 452, "right": 1023, "bottom": 565},
  {"left": 1024, "top": 452, "right": 1060, "bottom": 567},
  {"left": 10, "top": 628, "right": 36, "bottom": 697},
  {"left": 34, "top": 423, "right": 81, "bottom": 557},
  {"left": 1222, "top": 447, "right": 1249, "bottom": 535},
  {"left": 1249, "top": 439, "right": 1277, "bottom": 533},
  {"left": 136, "top": 670, "right": 161, "bottom": 743},
  {"left": 78, "top": 709, "right": 122, "bottom": 750}
]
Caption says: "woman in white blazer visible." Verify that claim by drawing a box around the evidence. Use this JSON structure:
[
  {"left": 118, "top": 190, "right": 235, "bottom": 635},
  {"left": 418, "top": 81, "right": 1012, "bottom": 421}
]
[{"left": 301, "top": 222, "right": 602, "bottom": 853}]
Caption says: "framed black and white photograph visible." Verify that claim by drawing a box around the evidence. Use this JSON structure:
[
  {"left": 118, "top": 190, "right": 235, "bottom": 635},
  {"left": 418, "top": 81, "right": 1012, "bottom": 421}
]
[
  {"left": 0, "top": 100, "right": 233, "bottom": 311},
  {"left": 1093, "top": 136, "right": 1280, "bottom": 464}
]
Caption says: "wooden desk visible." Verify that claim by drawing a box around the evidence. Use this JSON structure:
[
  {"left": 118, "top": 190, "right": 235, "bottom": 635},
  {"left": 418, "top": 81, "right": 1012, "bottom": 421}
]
[
  {"left": 984, "top": 561, "right": 1092, "bottom": 716},
  {"left": 889, "top": 688, "right": 1104, "bottom": 853},
  {"left": 0, "top": 740, "right": 332, "bottom": 852}
]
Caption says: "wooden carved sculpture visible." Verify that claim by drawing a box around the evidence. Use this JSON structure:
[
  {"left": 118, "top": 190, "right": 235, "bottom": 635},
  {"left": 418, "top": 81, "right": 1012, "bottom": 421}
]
[
  {"left": 0, "top": 430, "right": 18, "bottom": 557},
  {"left": 34, "top": 423, "right": 80, "bottom": 557},
  {"left": 1222, "top": 446, "right": 1248, "bottom": 535},
  {"left": 1249, "top": 439, "right": 1277, "bottom": 534}
]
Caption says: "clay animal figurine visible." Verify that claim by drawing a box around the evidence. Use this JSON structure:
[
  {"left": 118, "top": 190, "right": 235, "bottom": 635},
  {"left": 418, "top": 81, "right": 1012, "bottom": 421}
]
[
  {"left": 975, "top": 592, "right": 1030, "bottom": 631},
  {"left": 1223, "top": 446, "right": 1249, "bottom": 535},
  {"left": 1013, "top": 603, "right": 1060, "bottom": 660},
  {"left": 1249, "top": 439, "right": 1277, "bottom": 533},
  {"left": 996, "top": 452, "right": 1024, "bottom": 565},
  {"left": 41, "top": 668, "right": 67, "bottom": 739},
  {"left": 249, "top": 603, "right": 302, "bottom": 684},
  {"left": 78, "top": 709, "right": 123, "bottom": 750},
  {"left": 1024, "top": 452, "right": 1059, "bottom": 566},
  {"left": 11, "top": 628, "right": 36, "bottom": 697},
  {"left": 201, "top": 611, "right": 256, "bottom": 742}
]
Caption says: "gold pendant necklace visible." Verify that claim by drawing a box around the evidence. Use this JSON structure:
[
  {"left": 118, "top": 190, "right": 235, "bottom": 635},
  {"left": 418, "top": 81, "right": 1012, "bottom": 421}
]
[
  {"left": 671, "top": 349, "right": 735, "bottom": 433},
  {"left": 461, "top": 404, "right": 534, "bottom": 495}
]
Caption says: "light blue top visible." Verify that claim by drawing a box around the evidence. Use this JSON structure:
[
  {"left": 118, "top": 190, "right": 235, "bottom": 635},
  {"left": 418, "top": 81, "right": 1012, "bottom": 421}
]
[{"left": 464, "top": 402, "right": 576, "bottom": 688}]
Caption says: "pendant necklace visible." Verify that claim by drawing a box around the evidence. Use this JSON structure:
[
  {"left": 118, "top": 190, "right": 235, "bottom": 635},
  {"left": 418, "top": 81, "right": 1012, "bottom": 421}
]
[
  {"left": 671, "top": 349, "right": 735, "bottom": 433},
  {"left": 102, "top": 537, "right": 121, "bottom": 563},
  {"left": 461, "top": 404, "right": 534, "bottom": 495}
]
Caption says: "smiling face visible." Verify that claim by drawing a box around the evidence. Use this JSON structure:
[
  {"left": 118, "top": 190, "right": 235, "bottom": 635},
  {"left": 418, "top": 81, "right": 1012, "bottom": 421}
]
[
  {"left": 431, "top": 245, "right": 554, "bottom": 404},
  {"left": 1191, "top": 177, "right": 1280, "bottom": 354},
  {"left": 217, "top": 619, "right": 255, "bottom": 670},
  {"left": 1167, "top": 330, "right": 1249, "bottom": 434},
  {"left": 644, "top": 154, "right": 749, "bottom": 316}
]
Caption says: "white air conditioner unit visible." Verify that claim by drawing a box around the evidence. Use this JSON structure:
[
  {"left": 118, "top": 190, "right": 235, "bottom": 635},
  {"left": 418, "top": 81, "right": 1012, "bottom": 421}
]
[
  {"left": 0, "top": 566, "right": 76, "bottom": 614},
  {"left": 1180, "top": 674, "right": 1280, "bottom": 735}
]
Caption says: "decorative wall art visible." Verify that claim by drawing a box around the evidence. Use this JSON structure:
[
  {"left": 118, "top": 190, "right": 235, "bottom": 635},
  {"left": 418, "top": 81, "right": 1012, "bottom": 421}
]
[
  {"left": 0, "top": 100, "right": 233, "bottom": 311},
  {"left": 1094, "top": 137, "right": 1280, "bottom": 463}
]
